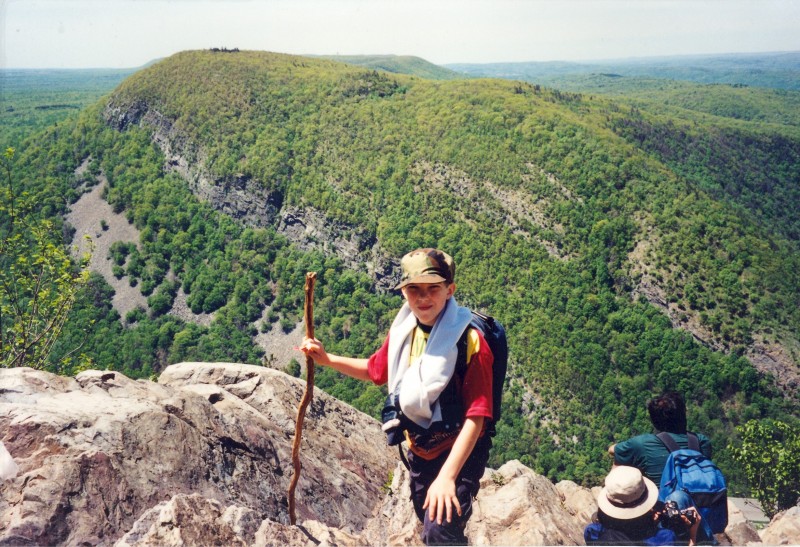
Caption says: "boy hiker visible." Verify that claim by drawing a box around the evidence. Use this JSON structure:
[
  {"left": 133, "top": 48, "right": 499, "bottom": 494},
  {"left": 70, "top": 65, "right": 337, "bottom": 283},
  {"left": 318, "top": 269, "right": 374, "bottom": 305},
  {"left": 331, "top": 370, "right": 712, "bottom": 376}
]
[{"left": 300, "top": 248, "right": 494, "bottom": 545}]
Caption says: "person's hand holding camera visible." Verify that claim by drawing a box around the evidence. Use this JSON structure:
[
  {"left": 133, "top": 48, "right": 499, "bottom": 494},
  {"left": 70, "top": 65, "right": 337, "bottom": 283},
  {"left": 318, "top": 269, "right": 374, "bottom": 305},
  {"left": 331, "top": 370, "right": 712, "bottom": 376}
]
[
  {"left": 682, "top": 507, "right": 702, "bottom": 546},
  {"left": 658, "top": 501, "right": 702, "bottom": 546}
]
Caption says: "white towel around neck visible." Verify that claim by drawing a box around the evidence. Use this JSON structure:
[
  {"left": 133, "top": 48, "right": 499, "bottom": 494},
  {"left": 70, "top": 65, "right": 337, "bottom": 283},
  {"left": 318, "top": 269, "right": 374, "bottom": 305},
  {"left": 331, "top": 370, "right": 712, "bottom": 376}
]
[{"left": 387, "top": 298, "right": 473, "bottom": 429}]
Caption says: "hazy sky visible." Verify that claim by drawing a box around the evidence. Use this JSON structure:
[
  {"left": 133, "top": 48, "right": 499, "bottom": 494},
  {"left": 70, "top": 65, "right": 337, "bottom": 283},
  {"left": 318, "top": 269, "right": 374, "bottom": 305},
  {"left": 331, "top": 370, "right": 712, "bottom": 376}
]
[{"left": 2, "top": 0, "right": 799, "bottom": 69}]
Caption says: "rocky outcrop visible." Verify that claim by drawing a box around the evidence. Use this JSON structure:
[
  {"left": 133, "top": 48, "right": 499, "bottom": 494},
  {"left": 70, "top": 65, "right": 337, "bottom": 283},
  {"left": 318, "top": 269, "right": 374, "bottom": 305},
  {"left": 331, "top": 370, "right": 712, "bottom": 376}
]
[
  {"left": 725, "top": 500, "right": 765, "bottom": 546},
  {"left": 104, "top": 99, "right": 149, "bottom": 132},
  {"left": 468, "top": 461, "right": 586, "bottom": 546},
  {"left": 113, "top": 493, "right": 362, "bottom": 547},
  {"left": 357, "top": 459, "right": 590, "bottom": 546},
  {"left": 278, "top": 206, "right": 399, "bottom": 290},
  {"left": 1, "top": 364, "right": 789, "bottom": 546},
  {"left": 556, "top": 479, "right": 601, "bottom": 526},
  {"left": 760, "top": 506, "right": 800, "bottom": 546},
  {"left": 115, "top": 494, "right": 260, "bottom": 547},
  {"left": 0, "top": 363, "right": 395, "bottom": 545},
  {"left": 746, "top": 338, "right": 800, "bottom": 399},
  {"left": 104, "top": 102, "right": 282, "bottom": 229}
]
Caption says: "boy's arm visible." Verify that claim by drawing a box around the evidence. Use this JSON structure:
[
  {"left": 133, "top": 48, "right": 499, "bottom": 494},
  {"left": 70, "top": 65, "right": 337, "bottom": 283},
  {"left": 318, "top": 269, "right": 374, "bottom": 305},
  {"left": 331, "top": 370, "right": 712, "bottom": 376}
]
[
  {"left": 423, "top": 415, "right": 484, "bottom": 525},
  {"left": 300, "top": 337, "right": 371, "bottom": 381}
]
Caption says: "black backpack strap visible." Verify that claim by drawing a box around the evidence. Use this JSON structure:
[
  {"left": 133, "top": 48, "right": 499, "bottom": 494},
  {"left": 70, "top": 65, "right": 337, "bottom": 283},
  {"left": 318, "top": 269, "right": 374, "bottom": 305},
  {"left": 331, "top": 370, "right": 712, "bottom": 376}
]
[
  {"left": 398, "top": 444, "right": 410, "bottom": 470},
  {"left": 429, "top": 326, "right": 471, "bottom": 429},
  {"left": 656, "top": 431, "right": 681, "bottom": 453},
  {"left": 657, "top": 431, "right": 700, "bottom": 452},
  {"left": 455, "top": 325, "right": 470, "bottom": 375}
]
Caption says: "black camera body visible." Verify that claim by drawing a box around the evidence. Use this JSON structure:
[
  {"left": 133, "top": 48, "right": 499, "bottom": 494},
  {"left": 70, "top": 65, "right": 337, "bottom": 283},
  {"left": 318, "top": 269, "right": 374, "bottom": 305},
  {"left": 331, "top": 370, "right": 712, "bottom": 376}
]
[
  {"left": 381, "top": 391, "right": 446, "bottom": 446},
  {"left": 381, "top": 393, "right": 407, "bottom": 446},
  {"left": 660, "top": 500, "right": 696, "bottom": 527}
]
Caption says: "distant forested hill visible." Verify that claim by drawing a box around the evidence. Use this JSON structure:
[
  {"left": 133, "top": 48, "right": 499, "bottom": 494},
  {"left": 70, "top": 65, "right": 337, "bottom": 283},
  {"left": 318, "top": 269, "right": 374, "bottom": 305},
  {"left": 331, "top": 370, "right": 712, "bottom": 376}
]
[
  {"left": 7, "top": 50, "right": 799, "bottom": 493},
  {"left": 447, "top": 51, "right": 800, "bottom": 90},
  {"left": 317, "top": 54, "right": 464, "bottom": 80},
  {"left": 522, "top": 76, "right": 800, "bottom": 127},
  {"left": 445, "top": 52, "right": 800, "bottom": 256}
]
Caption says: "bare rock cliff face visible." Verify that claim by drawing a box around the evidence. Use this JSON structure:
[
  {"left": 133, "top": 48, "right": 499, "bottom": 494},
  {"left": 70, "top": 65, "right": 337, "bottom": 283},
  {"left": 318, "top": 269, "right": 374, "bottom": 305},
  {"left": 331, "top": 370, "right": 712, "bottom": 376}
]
[
  {"left": 105, "top": 102, "right": 283, "bottom": 228},
  {"left": 102, "top": 101, "right": 399, "bottom": 291},
  {"left": 0, "top": 364, "right": 791, "bottom": 546}
]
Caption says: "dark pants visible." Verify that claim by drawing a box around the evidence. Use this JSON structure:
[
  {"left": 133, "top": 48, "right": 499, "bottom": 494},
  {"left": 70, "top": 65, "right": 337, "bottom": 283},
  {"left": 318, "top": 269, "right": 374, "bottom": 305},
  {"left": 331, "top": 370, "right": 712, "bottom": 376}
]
[{"left": 408, "top": 437, "right": 491, "bottom": 546}]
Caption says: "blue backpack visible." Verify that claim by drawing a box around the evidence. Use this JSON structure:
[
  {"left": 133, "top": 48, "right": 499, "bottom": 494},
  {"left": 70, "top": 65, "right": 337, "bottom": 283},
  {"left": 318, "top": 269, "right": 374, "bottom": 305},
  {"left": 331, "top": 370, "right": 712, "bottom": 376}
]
[{"left": 657, "top": 432, "right": 728, "bottom": 539}]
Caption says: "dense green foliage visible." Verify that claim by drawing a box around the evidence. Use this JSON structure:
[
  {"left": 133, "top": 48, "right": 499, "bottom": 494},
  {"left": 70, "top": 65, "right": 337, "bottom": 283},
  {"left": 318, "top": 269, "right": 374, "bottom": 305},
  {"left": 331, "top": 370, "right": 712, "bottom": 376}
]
[
  {"left": 731, "top": 420, "right": 800, "bottom": 518},
  {"left": 528, "top": 75, "right": 800, "bottom": 128},
  {"left": 0, "top": 148, "right": 91, "bottom": 370},
  {"left": 6, "top": 51, "right": 799, "bottom": 494}
]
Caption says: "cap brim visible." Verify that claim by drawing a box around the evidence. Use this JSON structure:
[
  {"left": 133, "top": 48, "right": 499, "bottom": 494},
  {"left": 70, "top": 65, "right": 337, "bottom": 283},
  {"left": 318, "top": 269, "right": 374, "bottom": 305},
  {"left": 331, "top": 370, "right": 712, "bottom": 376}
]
[
  {"left": 596, "top": 476, "right": 659, "bottom": 520},
  {"left": 395, "top": 274, "right": 447, "bottom": 290}
]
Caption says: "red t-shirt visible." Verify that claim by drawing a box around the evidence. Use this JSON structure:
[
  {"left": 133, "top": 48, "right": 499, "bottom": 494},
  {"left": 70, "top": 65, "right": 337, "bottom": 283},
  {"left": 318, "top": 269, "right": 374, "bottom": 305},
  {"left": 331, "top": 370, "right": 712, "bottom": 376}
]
[{"left": 366, "top": 327, "right": 494, "bottom": 421}]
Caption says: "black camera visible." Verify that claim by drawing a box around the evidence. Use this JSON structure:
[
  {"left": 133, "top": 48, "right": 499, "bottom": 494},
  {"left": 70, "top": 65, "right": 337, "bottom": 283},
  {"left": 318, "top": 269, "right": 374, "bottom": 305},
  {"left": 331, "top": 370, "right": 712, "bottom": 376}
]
[
  {"left": 381, "top": 393, "right": 406, "bottom": 446},
  {"left": 659, "top": 501, "right": 696, "bottom": 527}
]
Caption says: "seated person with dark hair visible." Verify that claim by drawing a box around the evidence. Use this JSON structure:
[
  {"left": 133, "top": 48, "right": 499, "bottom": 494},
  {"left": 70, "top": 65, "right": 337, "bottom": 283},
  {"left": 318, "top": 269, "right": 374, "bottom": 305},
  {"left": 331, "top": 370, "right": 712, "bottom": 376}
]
[
  {"left": 609, "top": 391, "right": 712, "bottom": 486},
  {"left": 585, "top": 466, "right": 701, "bottom": 546}
]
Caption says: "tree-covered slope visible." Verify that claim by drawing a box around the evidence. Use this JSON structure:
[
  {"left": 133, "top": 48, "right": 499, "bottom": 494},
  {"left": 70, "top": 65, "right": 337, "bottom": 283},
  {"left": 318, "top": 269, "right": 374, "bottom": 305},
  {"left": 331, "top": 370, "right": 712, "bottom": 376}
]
[
  {"left": 522, "top": 75, "right": 800, "bottom": 128},
  {"left": 11, "top": 50, "right": 799, "bottom": 492}
]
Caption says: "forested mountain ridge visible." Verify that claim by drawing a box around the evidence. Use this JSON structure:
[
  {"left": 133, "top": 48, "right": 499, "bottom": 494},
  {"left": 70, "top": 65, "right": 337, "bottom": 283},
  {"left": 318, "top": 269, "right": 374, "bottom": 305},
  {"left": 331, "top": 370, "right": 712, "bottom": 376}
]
[
  {"left": 10, "top": 49, "right": 799, "bottom": 491},
  {"left": 447, "top": 51, "right": 800, "bottom": 91},
  {"left": 316, "top": 54, "right": 464, "bottom": 80},
  {"left": 527, "top": 75, "right": 800, "bottom": 130}
]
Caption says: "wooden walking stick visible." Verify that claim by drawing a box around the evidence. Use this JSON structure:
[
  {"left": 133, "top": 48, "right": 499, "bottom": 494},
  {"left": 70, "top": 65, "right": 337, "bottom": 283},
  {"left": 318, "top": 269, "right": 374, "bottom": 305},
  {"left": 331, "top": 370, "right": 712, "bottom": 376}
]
[{"left": 288, "top": 271, "right": 317, "bottom": 526}]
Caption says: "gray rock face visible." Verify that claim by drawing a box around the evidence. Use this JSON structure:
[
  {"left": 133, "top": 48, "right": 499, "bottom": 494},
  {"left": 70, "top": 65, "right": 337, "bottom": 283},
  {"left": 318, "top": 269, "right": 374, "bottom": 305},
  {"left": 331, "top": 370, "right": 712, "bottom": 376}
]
[
  {"left": 468, "top": 461, "right": 586, "bottom": 546},
  {"left": 115, "top": 494, "right": 258, "bottom": 547},
  {"left": 104, "top": 102, "right": 282, "bottom": 229},
  {"left": 102, "top": 100, "right": 400, "bottom": 292},
  {"left": 1, "top": 364, "right": 793, "bottom": 546},
  {"left": 760, "top": 506, "right": 800, "bottom": 546},
  {"left": 0, "top": 364, "right": 394, "bottom": 546},
  {"left": 277, "top": 206, "right": 399, "bottom": 291},
  {"left": 158, "top": 362, "right": 395, "bottom": 528}
]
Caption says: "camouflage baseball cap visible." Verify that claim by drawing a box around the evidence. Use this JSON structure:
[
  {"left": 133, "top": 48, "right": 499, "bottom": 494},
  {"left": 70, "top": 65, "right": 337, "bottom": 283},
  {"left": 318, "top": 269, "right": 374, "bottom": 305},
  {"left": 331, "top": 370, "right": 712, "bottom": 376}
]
[{"left": 396, "top": 248, "right": 455, "bottom": 289}]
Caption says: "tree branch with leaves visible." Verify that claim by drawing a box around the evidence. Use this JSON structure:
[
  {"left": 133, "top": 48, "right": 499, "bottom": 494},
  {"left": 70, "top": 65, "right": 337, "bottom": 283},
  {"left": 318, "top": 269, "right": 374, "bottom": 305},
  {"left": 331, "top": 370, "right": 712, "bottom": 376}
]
[
  {"left": 1, "top": 147, "right": 92, "bottom": 370},
  {"left": 730, "top": 419, "right": 800, "bottom": 519}
]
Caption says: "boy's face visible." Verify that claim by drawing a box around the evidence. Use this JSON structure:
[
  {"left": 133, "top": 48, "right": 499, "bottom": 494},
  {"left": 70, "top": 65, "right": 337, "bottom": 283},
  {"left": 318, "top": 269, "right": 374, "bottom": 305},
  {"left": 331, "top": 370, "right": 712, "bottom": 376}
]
[{"left": 401, "top": 282, "right": 455, "bottom": 327}]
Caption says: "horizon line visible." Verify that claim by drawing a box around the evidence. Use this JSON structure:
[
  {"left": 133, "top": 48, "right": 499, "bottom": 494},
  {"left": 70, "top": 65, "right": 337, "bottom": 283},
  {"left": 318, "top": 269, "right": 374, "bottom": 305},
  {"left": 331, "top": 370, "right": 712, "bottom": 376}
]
[{"left": 2, "top": 48, "right": 798, "bottom": 71}]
